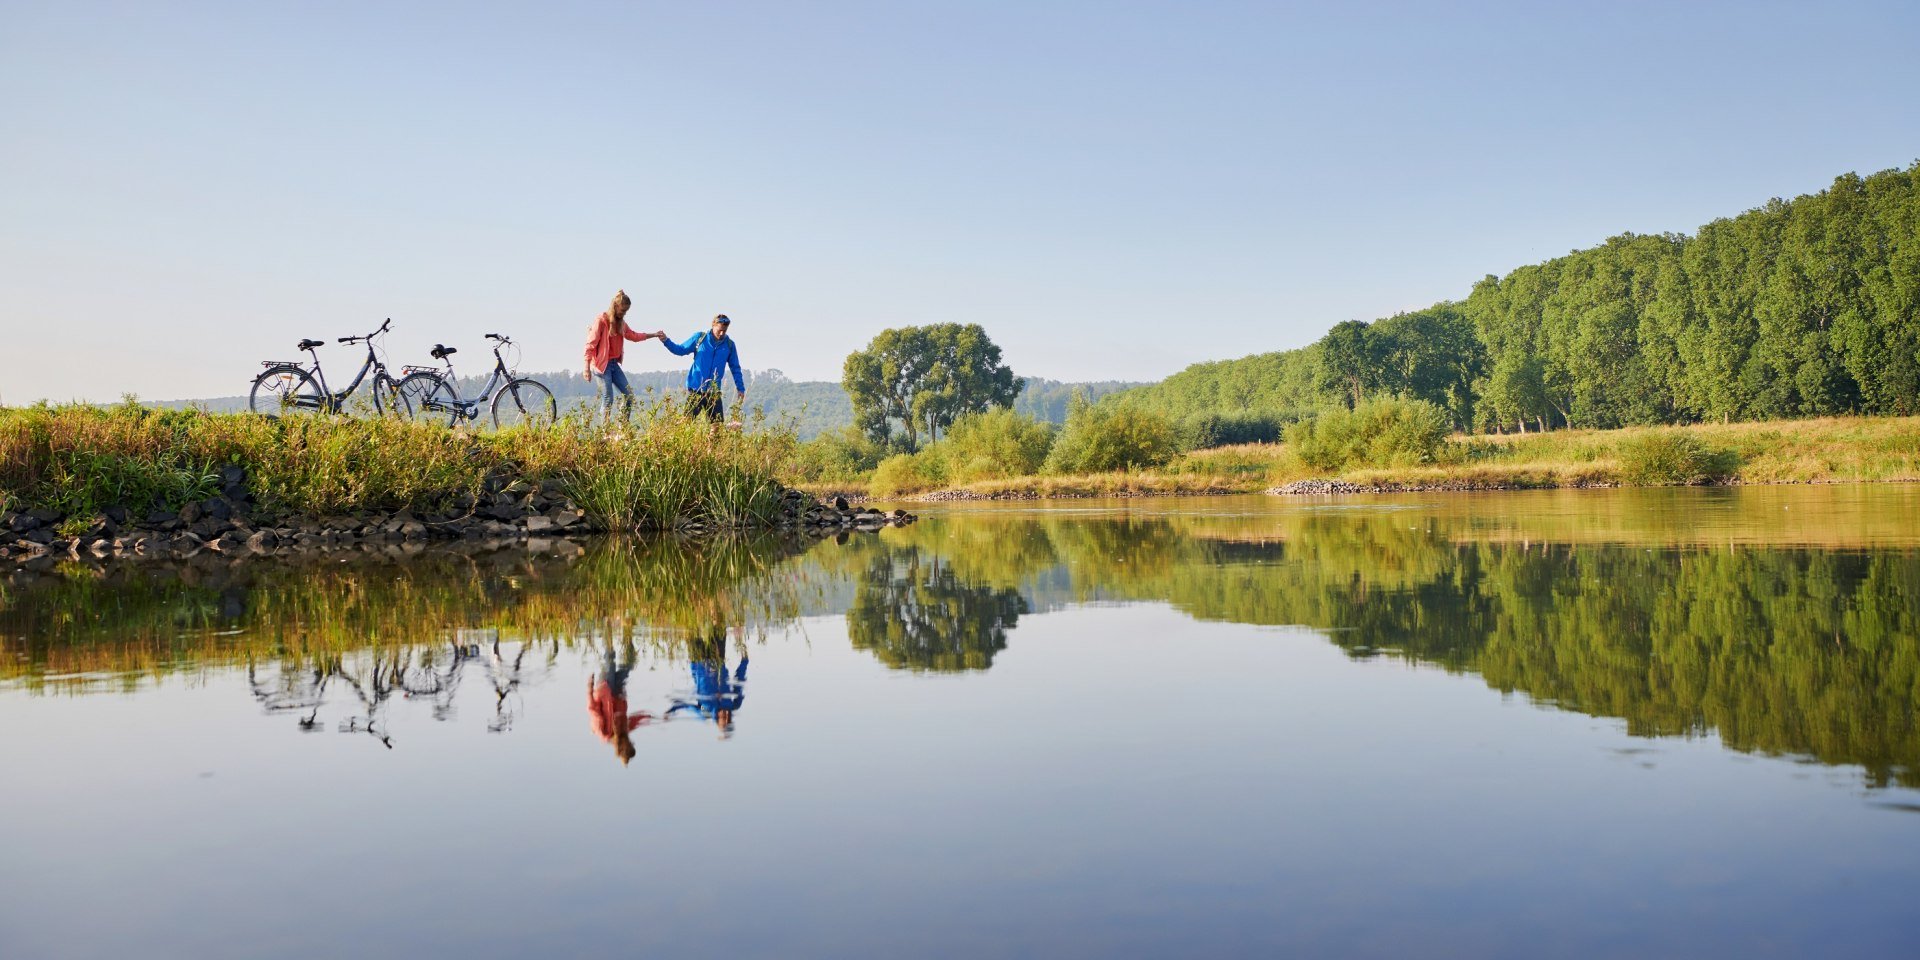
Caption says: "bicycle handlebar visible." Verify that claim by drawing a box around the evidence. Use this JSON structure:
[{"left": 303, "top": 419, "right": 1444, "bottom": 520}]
[{"left": 338, "top": 319, "right": 394, "bottom": 345}]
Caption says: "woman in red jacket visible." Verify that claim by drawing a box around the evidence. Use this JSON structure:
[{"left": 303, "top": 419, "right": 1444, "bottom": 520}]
[{"left": 582, "top": 289, "right": 661, "bottom": 423}]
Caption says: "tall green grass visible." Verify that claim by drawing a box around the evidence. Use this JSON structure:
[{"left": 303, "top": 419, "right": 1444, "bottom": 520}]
[{"left": 0, "top": 399, "right": 796, "bottom": 530}]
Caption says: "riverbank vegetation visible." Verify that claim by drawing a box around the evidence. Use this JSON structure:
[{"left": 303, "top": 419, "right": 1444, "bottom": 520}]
[
  {"left": 782, "top": 162, "right": 1920, "bottom": 498},
  {"left": 800, "top": 404, "right": 1920, "bottom": 499},
  {"left": 0, "top": 399, "right": 795, "bottom": 530}
]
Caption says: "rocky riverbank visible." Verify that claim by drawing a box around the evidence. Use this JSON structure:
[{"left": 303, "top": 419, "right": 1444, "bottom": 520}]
[{"left": 0, "top": 466, "right": 913, "bottom": 568}]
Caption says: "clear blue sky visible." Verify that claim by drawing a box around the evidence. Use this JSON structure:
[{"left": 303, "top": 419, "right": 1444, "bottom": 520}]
[{"left": 3, "top": 0, "right": 1916, "bottom": 403}]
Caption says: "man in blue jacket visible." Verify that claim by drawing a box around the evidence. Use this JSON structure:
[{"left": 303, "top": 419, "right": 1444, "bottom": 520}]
[{"left": 658, "top": 314, "right": 745, "bottom": 422}]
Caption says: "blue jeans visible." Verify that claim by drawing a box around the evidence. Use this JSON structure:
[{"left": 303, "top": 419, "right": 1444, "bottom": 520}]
[{"left": 599, "top": 360, "right": 634, "bottom": 420}]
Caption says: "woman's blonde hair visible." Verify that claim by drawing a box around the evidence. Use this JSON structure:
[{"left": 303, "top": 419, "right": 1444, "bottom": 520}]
[{"left": 609, "top": 289, "right": 631, "bottom": 324}]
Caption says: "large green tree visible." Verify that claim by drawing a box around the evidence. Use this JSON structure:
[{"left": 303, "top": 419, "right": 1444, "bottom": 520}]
[
  {"left": 843, "top": 323, "right": 1021, "bottom": 450},
  {"left": 1318, "top": 320, "right": 1381, "bottom": 409}
]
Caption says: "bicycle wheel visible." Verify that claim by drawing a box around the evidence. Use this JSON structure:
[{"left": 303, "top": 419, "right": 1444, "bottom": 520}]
[
  {"left": 491, "top": 378, "right": 557, "bottom": 429},
  {"left": 371, "top": 372, "right": 408, "bottom": 418},
  {"left": 394, "top": 372, "right": 459, "bottom": 427},
  {"left": 249, "top": 365, "right": 326, "bottom": 417}
]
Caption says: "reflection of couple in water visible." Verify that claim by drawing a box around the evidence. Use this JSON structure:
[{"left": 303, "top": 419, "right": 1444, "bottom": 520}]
[{"left": 588, "top": 627, "right": 749, "bottom": 765}]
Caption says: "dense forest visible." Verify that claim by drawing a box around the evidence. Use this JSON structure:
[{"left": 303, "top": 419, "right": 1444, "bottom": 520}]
[{"left": 1108, "top": 162, "right": 1920, "bottom": 432}]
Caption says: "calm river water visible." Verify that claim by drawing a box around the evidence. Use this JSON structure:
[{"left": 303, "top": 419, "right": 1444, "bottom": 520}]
[{"left": 2, "top": 487, "right": 1917, "bottom": 959}]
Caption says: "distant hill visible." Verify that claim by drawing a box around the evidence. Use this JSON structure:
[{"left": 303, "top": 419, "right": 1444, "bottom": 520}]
[{"left": 157, "top": 372, "right": 1145, "bottom": 438}]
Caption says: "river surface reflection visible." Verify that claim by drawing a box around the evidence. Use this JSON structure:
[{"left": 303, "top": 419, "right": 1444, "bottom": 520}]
[{"left": 1, "top": 487, "right": 1916, "bottom": 958}]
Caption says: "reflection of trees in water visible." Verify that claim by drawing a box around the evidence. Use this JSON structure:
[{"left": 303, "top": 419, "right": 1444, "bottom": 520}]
[
  {"left": 845, "top": 546, "right": 1027, "bottom": 672},
  {"left": 834, "top": 510, "right": 1920, "bottom": 786},
  {"left": 6, "top": 507, "right": 1917, "bottom": 785}
]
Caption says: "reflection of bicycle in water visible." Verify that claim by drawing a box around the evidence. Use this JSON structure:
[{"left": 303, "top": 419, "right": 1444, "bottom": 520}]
[
  {"left": 247, "top": 639, "right": 551, "bottom": 746},
  {"left": 481, "top": 640, "right": 537, "bottom": 732},
  {"left": 246, "top": 654, "right": 406, "bottom": 749}
]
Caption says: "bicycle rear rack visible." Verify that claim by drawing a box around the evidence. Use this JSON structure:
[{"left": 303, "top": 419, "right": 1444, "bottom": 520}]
[{"left": 261, "top": 360, "right": 306, "bottom": 368}]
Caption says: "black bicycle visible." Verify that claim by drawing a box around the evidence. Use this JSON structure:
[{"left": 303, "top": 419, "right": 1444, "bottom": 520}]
[
  {"left": 249, "top": 318, "right": 406, "bottom": 418},
  {"left": 393, "top": 333, "right": 557, "bottom": 429}
]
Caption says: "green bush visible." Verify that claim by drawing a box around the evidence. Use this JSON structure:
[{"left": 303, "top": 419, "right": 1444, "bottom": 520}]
[
  {"left": 869, "top": 451, "right": 949, "bottom": 498},
  {"left": 1285, "top": 398, "right": 1451, "bottom": 472},
  {"left": 1045, "top": 401, "right": 1178, "bottom": 473},
  {"left": 1173, "top": 410, "right": 1294, "bottom": 451},
  {"left": 938, "top": 409, "right": 1054, "bottom": 483},
  {"left": 1615, "top": 431, "right": 1718, "bottom": 485},
  {"left": 787, "top": 426, "right": 885, "bottom": 484}
]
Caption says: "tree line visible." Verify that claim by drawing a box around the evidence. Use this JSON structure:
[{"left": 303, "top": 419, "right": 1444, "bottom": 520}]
[{"left": 1108, "top": 162, "right": 1920, "bottom": 433}]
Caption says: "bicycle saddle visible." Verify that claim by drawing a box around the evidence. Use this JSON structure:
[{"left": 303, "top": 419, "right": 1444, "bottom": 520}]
[
  {"left": 298, "top": 338, "right": 324, "bottom": 351},
  {"left": 431, "top": 344, "right": 457, "bottom": 360}
]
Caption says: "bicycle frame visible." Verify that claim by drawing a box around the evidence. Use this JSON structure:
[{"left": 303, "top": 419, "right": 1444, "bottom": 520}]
[
  {"left": 305, "top": 341, "right": 383, "bottom": 410},
  {"left": 419, "top": 344, "right": 514, "bottom": 420},
  {"left": 275, "top": 318, "right": 395, "bottom": 414}
]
